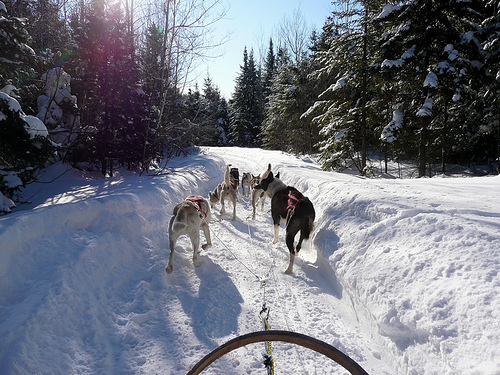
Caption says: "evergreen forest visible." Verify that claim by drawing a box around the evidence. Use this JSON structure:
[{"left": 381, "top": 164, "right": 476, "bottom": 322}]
[{"left": 1, "top": 0, "right": 499, "bottom": 212}]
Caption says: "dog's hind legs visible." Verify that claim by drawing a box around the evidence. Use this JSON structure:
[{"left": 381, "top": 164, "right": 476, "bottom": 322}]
[
  {"left": 166, "top": 248, "right": 175, "bottom": 274},
  {"left": 273, "top": 224, "right": 279, "bottom": 244},
  {"left": 251, "top": 191, "right": 258, "bottom": 219},
  {"left": 166, "top": 237, "right": 178, "bottom": 274},
  {"left": 220, "top": 193, "right": 226, "bottom": 215},
  {"left": 295, "top": 231, "right": 306, "bottom": 253},
  {"left": 201, "top": 221, "right": 212, "bottom": 250},
  {"left": 231, "top": 197, "right": 237, "bottom": 220},
  {"left": 166, "top": 218, "right": 179, "bottom": 274},
  {"left": 285, "top": 253, "right": 295, "bottom": 274},
  {"left": 190, "top": 231, "right": 202, "bottom": 268},
  {"left": 284, "top": 227, "right": 300, "bottom": 274}
]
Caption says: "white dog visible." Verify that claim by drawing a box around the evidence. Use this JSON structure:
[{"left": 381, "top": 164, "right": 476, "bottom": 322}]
[
  {"left": 166, "top": 195, "right": 212, "bottom": 274},
  {"left": 241, "top": 172, "right": 253, "bottom": 197},
  {"left": 208, "top": 164, "right": 237, "bottom": 220},
  {"left": 251, "top": 164, "right": 280, "bottom": 219}
]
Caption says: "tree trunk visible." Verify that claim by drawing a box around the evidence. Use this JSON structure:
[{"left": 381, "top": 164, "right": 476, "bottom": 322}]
[{"left": 418, "top": 124, "right": 428, "bottom": 178}]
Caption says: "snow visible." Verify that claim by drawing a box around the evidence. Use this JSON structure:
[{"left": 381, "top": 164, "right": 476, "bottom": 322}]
[
  {"left": 0, "top": 90, "right": 49, "bottom": 139},
  {"left": 37, "top": 67, "right": 78, "bottom": 126},
  {"left": 381, "top": 58, "right": 403, "bottom": 68},
  {"left": 0, "top": 191, "right": 15, "bottom": 213},
  {"left": 401, "top": 45, "right": 416, "bottom": 60},
  {"left": 445, "top": 44, "right": 458, "bottom": 61},
  {"left": 423, "top": 71, "right": 438, "bottom": 88},
  {"left": 23, "top": 115, "right": 49, "bottom": 139},
  {"left": 331, "top": 77, "right": 347, "bottom": 92},
  {"left": 1, "top": 147, "right": 499, "bottom": 375},
  {"left": 381, "top": 109, "right": 403, "bottom": 143},
  {"left": 376, "top": 4, "right": 395, "bottom": 20},
  {"left": 417, "top": 97, "right": 433, "bottom": 117},
  {"left": 0, "top": 91, "right": 23, "bottom": 113}
]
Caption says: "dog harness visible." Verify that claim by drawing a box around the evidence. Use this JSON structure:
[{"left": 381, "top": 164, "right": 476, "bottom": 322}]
[
  {"left": 281, "top": 187, "right": 305, "bottom": 211},
  {"left": 186, "top": 197, "right": 208, "bottom": 219}
]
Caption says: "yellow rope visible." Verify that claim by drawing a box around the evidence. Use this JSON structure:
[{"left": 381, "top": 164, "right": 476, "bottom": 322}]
[{"left": 261, "top": 307, "right": 275, "bottom": 375}]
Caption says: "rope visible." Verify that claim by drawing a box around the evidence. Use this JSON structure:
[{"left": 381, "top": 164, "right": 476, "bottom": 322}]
[
  {"left": 260, "top": 304, "right": 275, "bottom": 374},
  {"left": 208, "top": 226, "right": 262, "bottom": 282},
  {"left": 211, "top": 217, "right": 281, "bottom": 374}
]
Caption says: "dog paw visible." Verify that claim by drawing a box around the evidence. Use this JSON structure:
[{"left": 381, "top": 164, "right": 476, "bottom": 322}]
[
  {"left": 272, "top": 239, "right": 278, "bottom": 244},
  {"left": 202, "top": 243, "right": 212, "bottom": 250},
  {"left": 165, "top": 265, "right": 173, "bottom": 274}
]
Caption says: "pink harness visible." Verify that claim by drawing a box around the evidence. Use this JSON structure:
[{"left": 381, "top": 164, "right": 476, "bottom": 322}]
[
  {"left": 186, "top": 197, "right": 208, "bottom": 218},
  {"left": 281, "top": 188, "right": 304, "bottom": 211}
]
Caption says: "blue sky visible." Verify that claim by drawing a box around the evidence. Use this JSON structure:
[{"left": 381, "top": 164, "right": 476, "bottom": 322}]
[{"left": 193, "top": 0, "right": 333, "bottom": 98}]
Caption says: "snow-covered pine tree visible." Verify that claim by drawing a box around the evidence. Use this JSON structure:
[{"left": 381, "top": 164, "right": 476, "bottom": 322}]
[
  {"left": 375, "top": 0, "right": 486, "bottom": 176},
  {"left": 262, "top": 48, "right": 294, "bottom": 151},
  {"left": 262, "top": 42, "right": 320, "bottom": 155},
  {"left": 229, "top": 47, "right": 263, "bottom": 146},
  {"left": 262, "top": 38, "right": 276, "bottom": 108},
  {"left": 201, "top": 75, "right": 229, "bottom": 145},
  {"left": 0, "top": 0, "right": 36, "bottom": 92},
  {"left": 305, "top": 0, "right": 383, "bottom": 175},
  {"left": 477, "top": 1, "right": 500, "bottom": 170},
  {"left": 36, "top": 67, "right": 80, "bottom": 157},
  {"left": 0, "top": 1, "right": 54, "bottom": 212}
]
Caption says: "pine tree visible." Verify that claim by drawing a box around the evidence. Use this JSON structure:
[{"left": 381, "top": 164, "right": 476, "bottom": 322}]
[
  {"left": 305, "top": 1, "right": 383, "bottom": 175},
  {"left": 201, "top": 75, "right": 229, "bottom": 145},
  {"left": 262, "top": 43, "right": 321, "bottom": 154},
  {"left": 229, "top": 47, "right": 263, "bottom": 146},
  {"left": 375, "top": 0, "right": 486, "bottom": 176},
  {"left": 36, "top": 67, "right": 80, "bottom": 158},
  {"left": 478, "top": 1, "right": 500, "bottom": 170},
  {"left": 262, "top": 38, "right": 276, "bottom": 106},
  {"left": 68, "top": 0, "right": 144, "bottom": 176},
  {"left": 0, "top": 2, "right": 53, "bottom": 209},
  {"left": 0, "top": 1, "right": 36, "bottom": 91}
]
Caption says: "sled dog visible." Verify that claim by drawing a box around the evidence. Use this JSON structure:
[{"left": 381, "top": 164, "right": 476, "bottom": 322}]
[
  {"left": 255, "top": 171, "right": 315, "bottom": 274},
  {"left": 208, "top": 164, "right": 237, "bottom": 220},
  {"left": 241, "top": 172, "right": 253, "bottom": 197},
  {"left": 229, "top": 166, "right": 240, "bottom": 191},
  {"left": 250, "top": 174, "right": 264, "bottom": 219},
  {"left": 251, "top": 164, "right": 280, "bottom": 219},
  {"left": 166, "top": 195, "right": 212, "bottom": 274}
]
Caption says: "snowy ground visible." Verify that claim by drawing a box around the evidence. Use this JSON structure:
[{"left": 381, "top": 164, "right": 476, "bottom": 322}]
[{"left": 1, "top": 147, "right": 499, "bottom": 375}]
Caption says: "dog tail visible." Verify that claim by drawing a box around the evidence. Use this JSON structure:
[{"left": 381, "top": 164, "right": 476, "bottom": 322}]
[
  {"left": 224, "top": 164, "right": 231, "bottom": 186},
  {"left": 303, "top": 217, "right": 314, "bottom": 240},
  {"left": 300, "top": 199, "right": 315, "bottom": 240}
]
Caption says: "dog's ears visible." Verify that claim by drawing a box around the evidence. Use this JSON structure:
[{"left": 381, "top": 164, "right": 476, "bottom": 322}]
[{"left": 276, "top": 172, "right": 280, "bottom": 179}]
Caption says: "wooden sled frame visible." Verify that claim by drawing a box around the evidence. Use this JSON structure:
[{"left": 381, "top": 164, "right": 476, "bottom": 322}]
[{"left": 187, "top": 330, "right": 369, "bottom": 375}]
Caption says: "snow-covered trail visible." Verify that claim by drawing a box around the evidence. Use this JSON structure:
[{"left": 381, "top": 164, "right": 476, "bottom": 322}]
[
  {"left": 160, "top": 147, "right": 390, "bottom": 374},
  {"left": 0, "top": 147, "right": 385, "bottom": 375},
  {"left": 1, "top": 146, "right": 499, "bottom": 375}
]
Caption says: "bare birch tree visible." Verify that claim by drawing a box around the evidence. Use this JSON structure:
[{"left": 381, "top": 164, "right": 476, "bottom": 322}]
[{"left": 274, "top": 8, "right": 312, "bottom": 66}]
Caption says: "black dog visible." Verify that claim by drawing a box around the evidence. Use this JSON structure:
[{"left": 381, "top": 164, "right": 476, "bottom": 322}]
[{"left": 255, "top": 171, "right": 315, "bottom": 274}]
